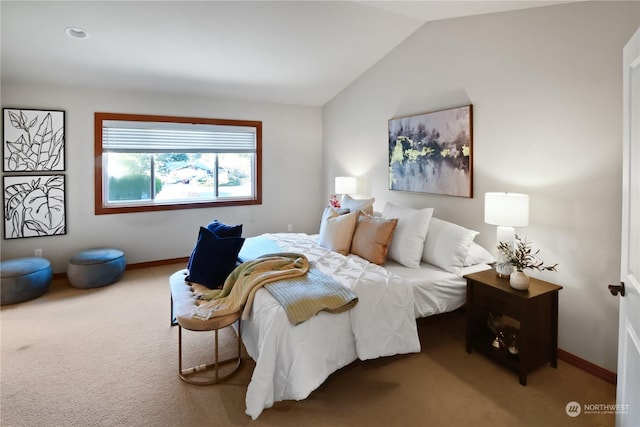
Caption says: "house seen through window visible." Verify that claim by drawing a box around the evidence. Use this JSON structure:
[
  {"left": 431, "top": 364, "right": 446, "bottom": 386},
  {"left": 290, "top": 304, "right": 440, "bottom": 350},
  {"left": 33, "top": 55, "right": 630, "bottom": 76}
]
[{"left": 95, "top": 113, "right": 262, "bottom": 214}]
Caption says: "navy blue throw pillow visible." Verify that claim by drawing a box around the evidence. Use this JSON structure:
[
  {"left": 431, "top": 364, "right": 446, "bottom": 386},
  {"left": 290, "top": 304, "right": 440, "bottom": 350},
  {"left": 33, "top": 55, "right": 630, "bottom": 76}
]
[
  {"left": 187, "top": 220, "right": 243, "bottom": 270},
  {"left": 206, "top": 219, "right": 242, "bottom": 238},
  {"left": 186, "top": 227, "right": 245, "bottom": 289}
]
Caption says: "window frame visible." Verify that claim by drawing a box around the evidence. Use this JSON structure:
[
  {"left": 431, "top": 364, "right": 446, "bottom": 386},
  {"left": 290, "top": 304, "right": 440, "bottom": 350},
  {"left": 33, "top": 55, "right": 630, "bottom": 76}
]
[{"left": 94, "top": 112, "right": 262, "bottom": 215}]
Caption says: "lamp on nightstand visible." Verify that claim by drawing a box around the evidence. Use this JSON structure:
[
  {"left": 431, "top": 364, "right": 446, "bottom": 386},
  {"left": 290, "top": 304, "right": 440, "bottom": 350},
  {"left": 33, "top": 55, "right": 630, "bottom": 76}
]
[
  {"left": 484, "top": 192, "right": 529, "bottom": 277},
  {"left": 335, "top": 176, "right": 357, "bottom": 202}
]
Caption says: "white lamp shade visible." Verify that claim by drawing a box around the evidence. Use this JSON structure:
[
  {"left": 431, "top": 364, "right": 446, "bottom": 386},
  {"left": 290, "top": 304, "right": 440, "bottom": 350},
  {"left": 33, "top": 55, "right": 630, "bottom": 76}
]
[
  {"left": 335, "top": 176, "right": 356, "bottom": 195},
  {"left": 484, "top": 192, "right": 529, "bottom": 227}
]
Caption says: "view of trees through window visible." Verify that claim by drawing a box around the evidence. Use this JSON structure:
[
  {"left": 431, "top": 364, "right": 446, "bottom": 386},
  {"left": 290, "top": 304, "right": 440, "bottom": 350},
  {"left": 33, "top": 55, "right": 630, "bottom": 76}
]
[
  {"left": 106, "top": 152, "right": 253, "bottom": 202},
  {"left": 95, "top": 112, "right": 261, "bottom": 214}
]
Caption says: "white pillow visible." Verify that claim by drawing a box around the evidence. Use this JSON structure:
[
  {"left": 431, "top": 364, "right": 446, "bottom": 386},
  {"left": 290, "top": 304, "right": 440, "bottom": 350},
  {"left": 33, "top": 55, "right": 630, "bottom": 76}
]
[
  {"left": 382, "top": 202, "right": 433, "bottom": 268},
  {"left": 341, "top": 195, "right": 375, "bottom": 215},
  {"left": 422, "top": 217, "right": 479, "bottom": 274},
  {"left": 318, "top": 210, "right": 358, "bottom": 255},
  {"left": 465, "top": 242, "right": 495, "bottom": 266}
]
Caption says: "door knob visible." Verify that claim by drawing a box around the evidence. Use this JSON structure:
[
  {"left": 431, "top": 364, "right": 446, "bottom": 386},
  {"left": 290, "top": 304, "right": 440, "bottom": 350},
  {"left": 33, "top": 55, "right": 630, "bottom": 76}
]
[{"left": 608, "top": 282, "right": 625, "bottom": 297}]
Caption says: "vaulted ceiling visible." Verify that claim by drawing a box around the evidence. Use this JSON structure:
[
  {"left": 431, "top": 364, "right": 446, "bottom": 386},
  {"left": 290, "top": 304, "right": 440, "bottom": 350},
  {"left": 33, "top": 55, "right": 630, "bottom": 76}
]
[{"left": 1, "top": 1, "right": 571, "bottom": 106}]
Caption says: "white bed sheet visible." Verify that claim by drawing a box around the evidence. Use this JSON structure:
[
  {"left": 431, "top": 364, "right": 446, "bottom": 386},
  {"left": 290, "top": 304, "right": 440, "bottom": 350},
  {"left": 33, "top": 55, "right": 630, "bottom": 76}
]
[
  {"left": 241, "top": 233, "right": 420, "bottom": 419},
  {"left": 383, "top": 260, "right": 492, "bottom": 318}
]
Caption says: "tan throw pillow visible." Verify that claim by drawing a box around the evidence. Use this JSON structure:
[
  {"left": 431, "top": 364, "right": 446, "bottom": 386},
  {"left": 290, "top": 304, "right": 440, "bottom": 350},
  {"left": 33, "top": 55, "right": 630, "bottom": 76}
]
[
  {"left": 350, "top": 215, "right": 398, "bottom": 265},
  {"left": 318, "top": 210, "right": 358, "bottom": 255},
  {"left": 319, "top": 206, "right": 350, "bottom": 235}
]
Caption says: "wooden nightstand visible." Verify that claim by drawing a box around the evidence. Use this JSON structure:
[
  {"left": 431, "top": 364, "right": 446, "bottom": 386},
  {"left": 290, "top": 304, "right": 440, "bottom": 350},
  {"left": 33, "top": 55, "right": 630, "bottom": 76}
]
[{"left": 464, "top": 269, "right": 562, "bottom": 385}]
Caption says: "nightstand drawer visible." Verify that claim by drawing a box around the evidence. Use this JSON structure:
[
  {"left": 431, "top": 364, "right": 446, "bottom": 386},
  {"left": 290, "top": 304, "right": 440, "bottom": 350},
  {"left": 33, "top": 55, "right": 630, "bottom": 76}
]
[{"left": 472, "top": 284, "right": 520, "bottom": 316}]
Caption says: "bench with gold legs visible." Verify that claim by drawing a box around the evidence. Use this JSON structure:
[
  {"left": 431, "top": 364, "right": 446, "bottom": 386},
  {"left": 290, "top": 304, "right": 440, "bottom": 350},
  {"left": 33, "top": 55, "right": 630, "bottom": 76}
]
[{"left": 169, "top": 269, "right": 242, "bottom": 385}]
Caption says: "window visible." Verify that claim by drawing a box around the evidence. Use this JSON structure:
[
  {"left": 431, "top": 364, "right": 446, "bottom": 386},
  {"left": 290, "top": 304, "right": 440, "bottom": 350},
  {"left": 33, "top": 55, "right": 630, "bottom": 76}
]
[{"left": 95, "top": 113, "right": 262, "bottom": 214}]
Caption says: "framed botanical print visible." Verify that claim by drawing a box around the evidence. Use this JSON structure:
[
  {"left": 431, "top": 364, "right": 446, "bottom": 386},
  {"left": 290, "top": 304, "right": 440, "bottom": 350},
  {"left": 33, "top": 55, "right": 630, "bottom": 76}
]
[
  {"left": 3, "top": 108, "right": 65, "bottom": 172},
  {"left": 3, "top": 174, "right": 66, "bottom": 239}
]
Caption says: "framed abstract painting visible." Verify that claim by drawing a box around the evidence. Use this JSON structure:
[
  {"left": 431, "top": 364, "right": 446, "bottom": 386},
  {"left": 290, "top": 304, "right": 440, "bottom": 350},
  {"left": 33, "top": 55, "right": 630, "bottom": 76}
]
[{"left": 388, "top": 105, "right": 473, "bottom": 198}]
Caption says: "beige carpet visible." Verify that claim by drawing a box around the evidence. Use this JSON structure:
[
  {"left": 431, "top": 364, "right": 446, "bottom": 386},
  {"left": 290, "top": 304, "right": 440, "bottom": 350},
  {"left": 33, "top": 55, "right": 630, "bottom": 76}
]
[{"left": 1, "top": 263, "right": 616, "bottom": 427}]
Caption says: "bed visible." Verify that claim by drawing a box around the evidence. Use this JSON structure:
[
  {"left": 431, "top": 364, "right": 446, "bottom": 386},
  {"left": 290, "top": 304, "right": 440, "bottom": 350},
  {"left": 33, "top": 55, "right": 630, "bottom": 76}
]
[
  {"left": 384, "top": 260, "right": 493, "bottom": 318},
  {"left": 173, "top": 201, "right": 494, "bottom": 419},
  {"left": 236, "top": 230, "right": 492, "bottom": 419}
]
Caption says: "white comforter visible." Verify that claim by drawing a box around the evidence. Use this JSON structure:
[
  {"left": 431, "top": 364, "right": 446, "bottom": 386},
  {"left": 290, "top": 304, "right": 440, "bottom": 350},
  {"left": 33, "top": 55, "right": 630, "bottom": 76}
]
[{"left": 241, "top": 233, "right": 420, "bottom": 419}]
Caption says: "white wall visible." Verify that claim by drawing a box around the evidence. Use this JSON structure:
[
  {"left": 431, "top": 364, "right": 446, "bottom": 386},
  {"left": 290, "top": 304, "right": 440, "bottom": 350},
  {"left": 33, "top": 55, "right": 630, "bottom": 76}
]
[
  {"left": 1, "top": 83, "right": 324, "bottom": 272},
  {"left": 323, "top": 1, "right": 639, "bottom": 371}
]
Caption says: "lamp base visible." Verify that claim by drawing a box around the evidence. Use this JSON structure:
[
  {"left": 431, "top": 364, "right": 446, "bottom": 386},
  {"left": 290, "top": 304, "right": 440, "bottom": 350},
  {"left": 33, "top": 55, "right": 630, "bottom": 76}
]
[
  {"left": 495, "top": 226, "right": 515, "bottom": 278},
  {"left": 495, "top": 262, "right": 513, "bottom": 278},
  {"left": 496, "top": 226, "right": 515, "bottom": 247}
]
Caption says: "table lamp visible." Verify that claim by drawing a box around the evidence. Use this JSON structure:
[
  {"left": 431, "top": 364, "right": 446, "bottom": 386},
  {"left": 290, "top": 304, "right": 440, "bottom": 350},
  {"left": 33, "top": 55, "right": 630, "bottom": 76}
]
[
  {"left": 484, "top": 192, "right": 529, "bottom": 277},
  {"left": 335, "top": 176, "right": 357, "bottom": 202}
]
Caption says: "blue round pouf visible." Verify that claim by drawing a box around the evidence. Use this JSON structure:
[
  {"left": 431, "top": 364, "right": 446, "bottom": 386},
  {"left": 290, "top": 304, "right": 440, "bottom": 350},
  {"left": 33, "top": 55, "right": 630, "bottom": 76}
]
[
  {"left": 67, "top": 248, "right": 126, "bottom": 289},
  {"left": 1, "top": 257, "right": 53, "bottom": 305}
]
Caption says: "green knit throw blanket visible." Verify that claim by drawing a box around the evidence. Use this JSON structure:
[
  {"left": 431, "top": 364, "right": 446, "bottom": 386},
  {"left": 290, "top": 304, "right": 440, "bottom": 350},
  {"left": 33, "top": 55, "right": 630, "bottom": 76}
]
[{"left": 193, "top": 252, "right": 358, "bottom": 324}]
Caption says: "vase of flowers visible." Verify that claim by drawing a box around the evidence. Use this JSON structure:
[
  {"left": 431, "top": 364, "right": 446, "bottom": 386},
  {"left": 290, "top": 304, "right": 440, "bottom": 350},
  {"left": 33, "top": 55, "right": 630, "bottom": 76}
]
[
  {"left": 329, "top": 194, "right": 341, "bottom": 209},
  {"left": 497, "top": 236, "right": 558, "bottom": 290}
]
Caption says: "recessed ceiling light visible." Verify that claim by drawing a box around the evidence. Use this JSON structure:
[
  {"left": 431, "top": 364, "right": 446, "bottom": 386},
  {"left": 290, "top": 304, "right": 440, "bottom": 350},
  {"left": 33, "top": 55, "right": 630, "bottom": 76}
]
[{"left": 65, "top": 27, "right": 89, "bottom": 39}]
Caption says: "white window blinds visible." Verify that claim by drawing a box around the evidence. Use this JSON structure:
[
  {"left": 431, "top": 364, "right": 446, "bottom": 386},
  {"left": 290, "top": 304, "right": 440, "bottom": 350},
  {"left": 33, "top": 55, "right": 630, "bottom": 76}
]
[{"left": 102, "top": 120, "right": 257, "bottom": 153}]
